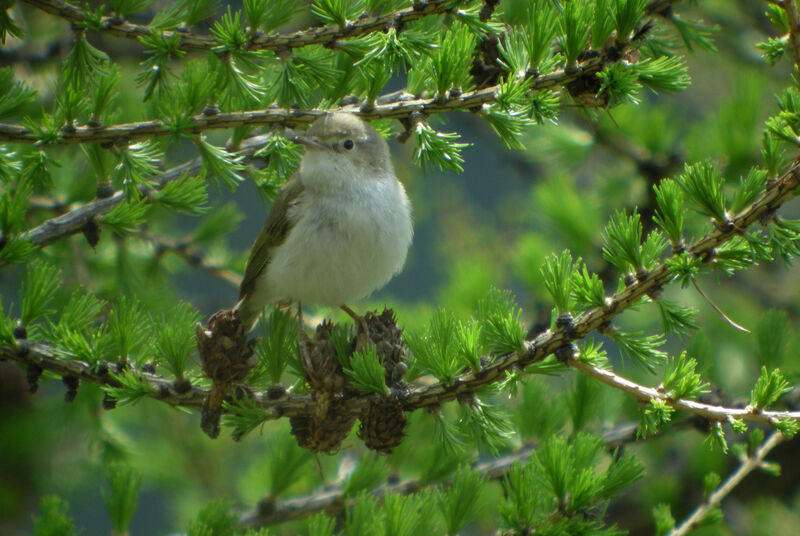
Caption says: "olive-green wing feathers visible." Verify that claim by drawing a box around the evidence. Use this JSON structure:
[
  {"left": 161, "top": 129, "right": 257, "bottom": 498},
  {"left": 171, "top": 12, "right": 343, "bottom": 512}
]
[{"left": 238, "top": 179, "right": 305, "bottom": 300}]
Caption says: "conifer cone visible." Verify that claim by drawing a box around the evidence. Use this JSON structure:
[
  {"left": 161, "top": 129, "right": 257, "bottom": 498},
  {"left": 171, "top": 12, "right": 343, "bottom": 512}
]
[
  {"left": 361, "top": 309, "right": 409, "bottom": 388},
  {"left": 290, "top": 401, "right": 356, "bottom": 453},
  {"left": 358, "top": 397, "right": 407, "bottom": 454},
  {"left": 196, "top": 309, "right": 256, "bottom": 438},
  {"left": 300, "top": 320, "right": 347, "bottom": 420}
]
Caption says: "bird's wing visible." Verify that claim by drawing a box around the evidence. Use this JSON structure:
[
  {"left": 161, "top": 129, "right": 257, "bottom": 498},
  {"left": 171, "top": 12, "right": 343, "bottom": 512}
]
[{"left": 239, "top": 178, "right": 305, "bottom": 300}]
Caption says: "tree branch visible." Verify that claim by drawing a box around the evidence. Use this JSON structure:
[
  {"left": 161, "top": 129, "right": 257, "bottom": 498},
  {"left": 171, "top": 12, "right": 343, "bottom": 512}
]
[
  {"left": 3, "top": 160, "right": 799, "bottom": 429},
  {"left": 667, "top": 430, "right": 786, "bottom": 536},
  {"left": 21, "top": 0, "right": 459, "bottom": 53},
  {"left": 239, "top": 420, "right": 688, "bottom": 528},
  {"left": 136, "top": 230, "right": 241, "bottom": 289},
  {"left": 18, "top": 134, "right": 271, "bottom": 249},
  {"left": 567, "top": 357, "right": 800, "bottom": 426},
  {"left": 0, "top": 59, "right": 607, "bottom": 145}
]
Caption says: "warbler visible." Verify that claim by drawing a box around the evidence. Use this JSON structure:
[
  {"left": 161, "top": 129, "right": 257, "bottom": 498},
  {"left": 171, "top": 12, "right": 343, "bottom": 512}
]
[{"left": 235, "top": 112, "right": 413, "bottom": 329}]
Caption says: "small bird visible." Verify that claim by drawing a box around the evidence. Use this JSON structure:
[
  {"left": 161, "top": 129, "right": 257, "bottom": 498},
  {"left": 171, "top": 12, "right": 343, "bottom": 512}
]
[{"left": 235, "top": 112, "right": 413, "bottom": 329}]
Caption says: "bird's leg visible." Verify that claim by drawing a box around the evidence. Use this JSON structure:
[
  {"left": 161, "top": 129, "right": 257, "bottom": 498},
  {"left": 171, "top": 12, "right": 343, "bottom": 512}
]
[
  {"left": 297, "top": 302, "right": 310, "bottom": 341},
  {"left": 341, "top": 304, "right": 369, "bottom": 334},
  {"left": 341, "top": 304, "right": 370, "bottom": 351}
]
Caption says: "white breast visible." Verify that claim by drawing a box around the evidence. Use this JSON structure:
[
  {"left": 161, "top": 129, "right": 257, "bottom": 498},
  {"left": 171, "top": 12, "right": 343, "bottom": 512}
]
[{"left": 259, "top": 175, "right": 413, "bottom": 307}]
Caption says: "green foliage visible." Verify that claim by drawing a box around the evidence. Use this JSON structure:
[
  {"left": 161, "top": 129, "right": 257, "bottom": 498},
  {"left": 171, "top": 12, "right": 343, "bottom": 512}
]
[
  {"left": 412, "top": 121, "right": 471, "bottom": 173},
  {"left": 222, "top": 396, "right": 271, "bottom": 441},
  {"left": 437, "top": 467, "right": 486, "bottom": 536},
  {"left": 154, "top": 173, "right": 209, "bottom": 214},
  {"left": 750, "top": 367, "right": 791, "bottom": 410},
  {"left": 187, "top": 499, "right": 238, "bottom": 536},
  {"left": 104, "top": 368, "right": 157, "bottom": 406},
  {"left": 0, "top": 67, "right": 37, "bottom": 121},
  {"left": 101, "top": 297, "right": 150, "bottom": 363},
  {"left": 658, "top": 299, "right": 698, "bottom": 336},
  {"left": 196, "top": 137, "right": 245, "bottom": 190},
  {"left": 638, "top": 398, "right": 674, "bottom": 438},
  {"left": 342, "top": 453, "right": 390, "bottom": 497},
  {"left": 113, "top": 141, "right": 163, "bottom": 198},
  {"left": 312, "top": 0, "right": 364, "bottom": 28},
  {"left": 430, "top": 23, "right": 476, "bottom": 98},
  {"left": 676, "top": 160, "right": 728, "bottom": 222},
  {"left": 154, "top": 301, "right": 199, "bottom": 380},
  {"left": 406, "top": 309, "right": 460, "bottom": 384},
  {"left": 458, "top": 393, "right": 516, "bottom": 455},
  {"left": 541, "top": 249, "right": 575, "bottom": 313},
  {"left": 252, "top": 308, "right": 299, "bottom": 384},
  {"left": 661, "top": 352, "right": 709, "bottom": 400},
  {"left": 600, "top": 62, "right": 643, "bottom": 107},
  {"left": 33, "top": 496, "right": 77, "bottom": 536},
  {"left": 21, "top": 260, "right": 61, "bottom": 328},
  {"left": 611, "top": 329, "right": 666, "bottom": 373},
  {"left": 558, "top": 0, "right": 589, "bottom": 67},
  {"left": 612, "top": 0, "right": 648, "bottom": 41},
  {"left": 634, "top": 56, "right": 691, "bottom": 93},
  {"left": 477, "top": 288, "right": 525, "bottom": 355},
  {"left": 244, "top": 0, "right": 300, "bottom": 33},
  {"left": 104, "top": 463, "right": 142, "bottom": 535},
  {"left": 653, "top": 503, "right": 675, "bottom": 536},
  {"left": 99, "top": 198, "right": 150, "bottom": 234},
  {"left": 343, "top": 345, "right": 389, "bottom": 395},
  {"left": 264, "top": 429, "right": 312, "bottom": 496},
  {"left": 602, "top": 209, "right": 666, "bottom": 273},
  {"left": 653, "top": 179, "right": 686, "bottom": 247}
]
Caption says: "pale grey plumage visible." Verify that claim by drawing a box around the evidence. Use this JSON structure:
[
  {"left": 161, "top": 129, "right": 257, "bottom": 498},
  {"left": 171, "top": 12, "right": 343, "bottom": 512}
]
[{"left": 235, "top": 113, "right": 413, "bottom": 328}]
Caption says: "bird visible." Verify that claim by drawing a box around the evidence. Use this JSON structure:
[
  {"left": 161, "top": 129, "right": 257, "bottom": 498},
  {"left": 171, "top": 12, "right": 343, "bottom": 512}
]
[{"left": 234, "top": 112, "right": 413, "bottom": 330}]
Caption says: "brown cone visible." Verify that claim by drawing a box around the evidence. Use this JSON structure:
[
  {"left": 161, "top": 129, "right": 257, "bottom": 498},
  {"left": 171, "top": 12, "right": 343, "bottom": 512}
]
[{"left": 358, "top": 397, "right": 407, "bottom": 454}]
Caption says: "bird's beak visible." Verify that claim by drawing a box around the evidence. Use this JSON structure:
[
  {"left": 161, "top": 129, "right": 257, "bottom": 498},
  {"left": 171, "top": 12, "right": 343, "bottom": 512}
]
[{"left": 290, "top": 134, "right": 327, "bottom": 150}]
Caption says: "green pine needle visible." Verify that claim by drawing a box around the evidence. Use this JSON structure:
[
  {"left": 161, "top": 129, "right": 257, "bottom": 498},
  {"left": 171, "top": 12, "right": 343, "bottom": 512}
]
[
  {"left": 154, "top": 173, "right": 209, "bottom": 214},
  {"left": 412, "top": 122, "right": 472, "bottom": 173},
  {"left": 750, "top": 366, "right": 791, "bottom": 409},
  {"left": 104, "top": 463, "right": 142, "bottom": 535},
  {"left": 611, "top": 329, "right": 666, "bottom": 373},
  {"left": 343, "top": 345, "right": 389, "bottom": 395},
  {"left": 437, "top": 467, "right": 486, "bottom": 536},
  {"left": 196, "top": 136, "right": 245, "bottom": 191},
  {"left": 222, "top": 396, "right": 272, "bottom": 441},
  {"left": 661, "top": 351, "right": 709, "bottom": 399},
  {"left": 33, "top": 496, "right": 77, "bottom": 536},
  {"left": 104, "top": 368, "right": 157, "bottom": 406},
  {"left": 540, "top": 249, "right": 575, "bottom": 313},
  {"left": 21, "top": 260, "right": 61, "bottom": 327}
]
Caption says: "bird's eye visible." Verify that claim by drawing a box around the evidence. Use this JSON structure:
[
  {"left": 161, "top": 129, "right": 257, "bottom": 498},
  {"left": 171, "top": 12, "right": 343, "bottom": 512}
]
[{"left": 343, "top": 139, "right": 355, "bottom": 150}]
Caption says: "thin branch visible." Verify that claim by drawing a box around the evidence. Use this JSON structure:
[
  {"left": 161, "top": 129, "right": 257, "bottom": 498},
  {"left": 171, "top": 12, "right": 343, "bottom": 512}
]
[
  {"left": 21, "top": 0, "right": 680, "bottom": 54},
  {"left": 2, "top": 161, "right": 799, "bottom": 426},
  {"left": 567, "top": 357, "right": 800, "bottom": 426},
  {"left": 239, "top": 421, "right": 687, "bottom": 528},
  {"left": 782, "top": 0, "right": 800, "bottom": 70},
  {"left": 18, "top": 134, "right": 271, "bottom": 248},
  {"left": 0, "top": 59, "right": 605, "bottom": 145},
  {"left": 21, "top": 0, "right": 459, "bottom": 53},
  {"left": 667, "top": 430, "right": 786, "bottom": 536},
  {"left": 137, "top": 230, "right": 241, "bottom": 289}
]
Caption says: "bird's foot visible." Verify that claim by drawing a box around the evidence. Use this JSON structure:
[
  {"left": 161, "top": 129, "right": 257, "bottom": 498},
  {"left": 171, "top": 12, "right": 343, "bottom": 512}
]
[{"left": 340, "top": 304, "right": 371, "bottom": 349}]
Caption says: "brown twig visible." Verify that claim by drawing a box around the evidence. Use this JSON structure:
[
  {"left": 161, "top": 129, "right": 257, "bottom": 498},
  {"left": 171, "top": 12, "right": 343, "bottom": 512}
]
[
  {"left": 21, "top": 0, "right": 459, "bottom": 53},
  {"left": 138, "top": 231, "right": 241, "bottom": 289},
  {"left": 18, "top": 134, "right": 271, "bottom": 249},
  {"left": 667, "top": 430, "right": 786, "bottom": 536},
  {"left": 239, "top": 420, "right": 687, "bottom": 528},
  {"left": 0, "top": 59, "right": 607, "bottom": 145},
  {"left": 781, "top": 0, "right": 800, "bottom": 69}
]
